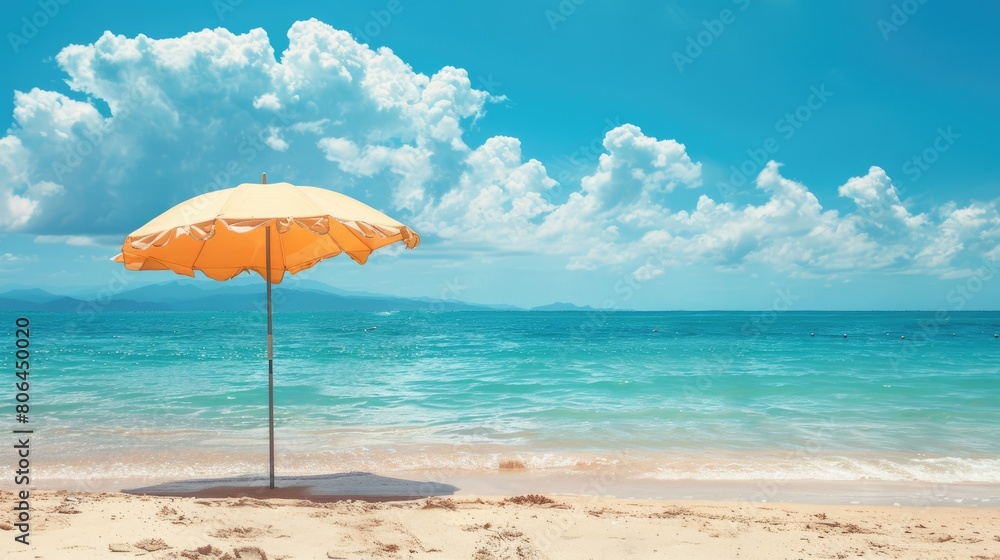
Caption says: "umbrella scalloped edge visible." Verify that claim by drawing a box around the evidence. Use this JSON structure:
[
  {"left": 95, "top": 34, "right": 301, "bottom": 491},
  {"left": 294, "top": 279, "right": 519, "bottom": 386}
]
[{"left": 118, "top": 216, "right": 419, "bottom": 283}]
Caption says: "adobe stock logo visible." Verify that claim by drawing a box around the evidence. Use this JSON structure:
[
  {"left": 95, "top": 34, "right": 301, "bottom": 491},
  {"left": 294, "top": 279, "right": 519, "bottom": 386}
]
[
  {"left": 877, "top": 0, "right": 930, "bottom": 41},
  {"left": 672, "top": 0, "right": 751, "bottom": 73},
  {"left": 7, "top": 0, "right": 71, "bottom": 54},
  {"left": 902, "top": 127, "right": 959, "bottom": 183},
  {"left": 545, "top": 0, "right": 587, "bottom": 31}
]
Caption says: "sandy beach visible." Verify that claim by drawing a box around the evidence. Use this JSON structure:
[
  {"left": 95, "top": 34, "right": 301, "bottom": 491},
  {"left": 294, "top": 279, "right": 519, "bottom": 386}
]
[
  {"left": 3, "top": 489, "right": 999, "bottom": 559},
  {"left": 2, "top": 0, "right": 998, "bottom": 557}
]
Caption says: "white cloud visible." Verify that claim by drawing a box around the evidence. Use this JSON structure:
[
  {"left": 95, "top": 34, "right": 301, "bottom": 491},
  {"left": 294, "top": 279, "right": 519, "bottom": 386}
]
[
  {"left": 535, "top": 124, "right": 702, "bottom": 261},
  {"left": 0, "top": 131, "right": 63, "bottom": 229},
  {"left": 0, "top": 18, "right": 996, "bottom": 283},
  {"left": 317, "top": 136, "right": 359, "bottom": 164},
  {"left": 253, "top": 93, "right": 282, "bottom": 111},
  {"left": 913, "top": 202, "right": 1000, "bottom": 274},
  {"left": 569, "top": 123, "right": 701, "bottom": 219},
  {"left": 0, "top": 19, "right": 497, "bottom": 234},
  {"left": 632, "top": 263, "right": 664, "bottom": 281},
  {"left": 27, "top": 181, "right": 65, "bottom": 197},
  {"left": 416, "top": 136, "right": 556, "bottom": 244},
  {"left": 263, "top": 127, "right": 288, "bottom": 151},
  {"left": 34, "top": 235, "right": 100, "bottom": 246},
  {"left": 839, "top": 166, "right": 927, "bottom": 234},
  {"left": 2, "top": 191, "right": 38, "bottom": 230},
  {"left": 289, "top": 119, "right": 330, "bottom": 134},
  {"left": 530, "top": 155, "right": 996, "bottom": 281}
]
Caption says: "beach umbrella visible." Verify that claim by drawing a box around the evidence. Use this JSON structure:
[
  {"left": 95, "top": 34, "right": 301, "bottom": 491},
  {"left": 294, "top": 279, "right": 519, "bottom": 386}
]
[{"left": 115, "top": 174, "right": 419, "bottom": 488}]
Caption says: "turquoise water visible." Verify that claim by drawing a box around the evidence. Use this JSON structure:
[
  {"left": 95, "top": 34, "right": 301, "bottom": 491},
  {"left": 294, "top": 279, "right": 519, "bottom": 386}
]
[{"left": 3, "top": 310, "right": 1000, "bottom": 489}]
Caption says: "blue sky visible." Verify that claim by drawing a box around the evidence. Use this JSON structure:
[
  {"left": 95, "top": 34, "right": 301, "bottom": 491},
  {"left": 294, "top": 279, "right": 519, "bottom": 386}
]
[{"left": 1, "top": 0, "right": 998, "bottom": 310}]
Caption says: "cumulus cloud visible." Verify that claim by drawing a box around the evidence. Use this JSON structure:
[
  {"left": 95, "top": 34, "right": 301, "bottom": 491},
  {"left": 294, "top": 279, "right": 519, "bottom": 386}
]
[
  {"left": 531, "top": 152, "right": 997, "bottom": 280},
  {"left": 839, "top": 166, "right": 928, "bottom": 236},
  {"left": 263, "top": 127, "right": 288, "bottom": 152},
  {"left": 0, "top": 18, "right": 996, "bottom": 282},
  {"left": 0, "top": 19, "right": 497, "bottom": 234},
  {"left": 34, "top": 235, "right": 101, "bottom": 246},
  {"left": 914, "top": 201, "right": 1000, "bottom": 274},
  {"left": 534, "top": 123, "right": 702, "bottom": 265},
  {"left": 416, "top": 136, "right": 556, "bottom": 244},
  {"left": 252, "top": 93, "right": 282, "bottom": 111},
  {"left": 544, "top": 159, "right": 868, "bottom": 278},
  {"left": 632, "top": 263, "right": 664, "bottom": 281}
]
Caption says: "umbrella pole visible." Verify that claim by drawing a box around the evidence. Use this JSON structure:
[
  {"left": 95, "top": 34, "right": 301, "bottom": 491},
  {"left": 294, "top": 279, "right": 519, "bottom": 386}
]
[{"left": 266, "top": 226, "right": 275, "bottom": 489}]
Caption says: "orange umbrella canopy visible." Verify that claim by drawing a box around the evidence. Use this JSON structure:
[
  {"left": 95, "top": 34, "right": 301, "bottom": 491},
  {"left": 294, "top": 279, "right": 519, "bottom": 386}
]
[{"left": 116, "top": 181, "right": 420, "bottom": 282}]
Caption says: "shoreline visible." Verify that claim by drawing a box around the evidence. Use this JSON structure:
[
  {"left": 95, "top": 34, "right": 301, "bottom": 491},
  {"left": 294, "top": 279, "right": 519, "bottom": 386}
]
[
  {"left": 13, "top": 443, "right": 1000, "bottom": 492},
  {"left": 3, "top": 489, "right": 999, "bottom": 559},
  {"left": 8, "top": 470, "right": 1000, "bottom": 508}
]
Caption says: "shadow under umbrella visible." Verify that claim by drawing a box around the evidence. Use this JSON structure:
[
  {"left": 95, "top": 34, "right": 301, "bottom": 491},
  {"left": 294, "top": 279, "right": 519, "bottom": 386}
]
[{"left": 123, "top": 472, "right": 458, "bottom": 503}]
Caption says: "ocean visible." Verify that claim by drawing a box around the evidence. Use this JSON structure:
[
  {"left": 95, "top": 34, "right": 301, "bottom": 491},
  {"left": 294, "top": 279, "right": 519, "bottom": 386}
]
[{"left": 4, "top": 310, "right": 999, "bottom": 504}]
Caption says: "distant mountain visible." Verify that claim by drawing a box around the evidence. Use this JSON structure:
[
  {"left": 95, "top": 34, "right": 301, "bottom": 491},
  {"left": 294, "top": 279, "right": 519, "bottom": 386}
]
[
  {"left": 0, "top": 294, "right": 166, "bottom": 312},
  {"left": 110, "top": 281, "right": 216, "bottom": 303},
  {"left": 0, "top": 282, "right": 594, "bottom": 313},
  {"left": 0, "top": 283, "right": 515, "bottom": 313},
  {"left": 0, "top": 288, "right": 62, "bottom": 304},
  {"left": 531, "top": 302, "right": 595, "bottom": 311},
  {"left": 284, "top": 279, "right": 399, "bottom": 299}
]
